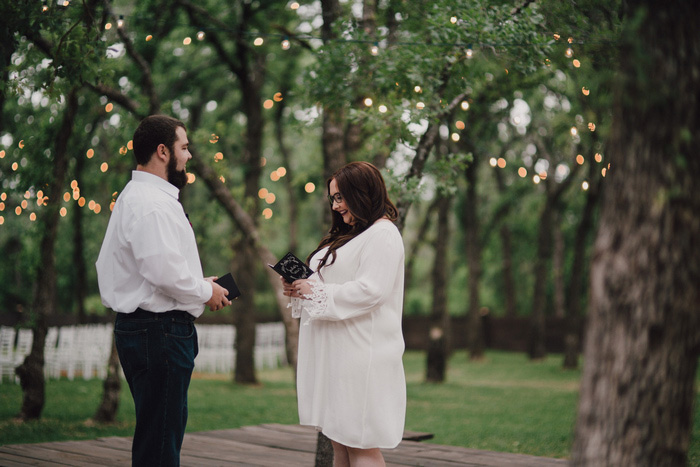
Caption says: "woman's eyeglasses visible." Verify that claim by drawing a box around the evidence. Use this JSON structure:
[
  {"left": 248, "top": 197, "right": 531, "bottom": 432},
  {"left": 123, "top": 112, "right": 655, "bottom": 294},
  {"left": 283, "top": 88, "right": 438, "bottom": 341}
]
[{"left": 328, "top": 193, "right": 343, "bottom": 205}]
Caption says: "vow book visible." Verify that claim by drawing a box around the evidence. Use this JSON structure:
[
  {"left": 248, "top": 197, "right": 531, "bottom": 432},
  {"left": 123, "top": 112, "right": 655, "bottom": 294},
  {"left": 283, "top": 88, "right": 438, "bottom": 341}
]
[
  {"left": 268, "top": 252, "right": 314, "bottom": 283},
  {"left": 215, "top": 273, "right": 241, "bottom": 299}
]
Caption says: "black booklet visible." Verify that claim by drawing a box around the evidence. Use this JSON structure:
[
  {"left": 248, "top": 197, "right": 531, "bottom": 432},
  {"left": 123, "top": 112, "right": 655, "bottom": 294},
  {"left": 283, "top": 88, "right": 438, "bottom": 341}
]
[
  {"left": 215, "top": 273, "right": 241, "bottom": 299},
  {"left": 268, "top": 252, "right": 314, "bottom": 283}
]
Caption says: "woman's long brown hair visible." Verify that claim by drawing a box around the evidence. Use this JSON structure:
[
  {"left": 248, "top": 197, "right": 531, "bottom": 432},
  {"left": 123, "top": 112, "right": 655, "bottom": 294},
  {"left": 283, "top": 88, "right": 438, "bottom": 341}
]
[{"left": 307, "top": 161, "right": 397, "bottom": 272}]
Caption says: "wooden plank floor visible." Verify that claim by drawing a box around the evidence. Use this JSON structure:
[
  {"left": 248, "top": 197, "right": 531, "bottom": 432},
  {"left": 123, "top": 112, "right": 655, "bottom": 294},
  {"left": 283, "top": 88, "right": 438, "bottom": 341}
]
[{"left": 0, "top": 423, "right": 569, "bottom": 466}]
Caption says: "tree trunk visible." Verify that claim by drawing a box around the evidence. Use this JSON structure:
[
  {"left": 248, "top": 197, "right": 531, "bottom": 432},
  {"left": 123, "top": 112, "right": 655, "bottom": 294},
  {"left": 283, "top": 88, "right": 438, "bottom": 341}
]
[
  {"left": 73, "top": 150, "right": 87, "bottom": 324},
  {"left": 464, "top": 158, "right": 484, "bottom": 360},
  {"left": 493, "top": 168, "right": 518, "bottom": 317},
  {"left": 425, "top": 196, "right": 451, "bottom": 383},
  {"left": 499, "top": 225, "right": 517, "bottom": 317},
  {"left": 93, "top": 338, "right": 121, "bottom": 423},
  {"left": 563, "top": 153, "right": 602, "bottom": 370},
  {"left": 232, "top": 238, "right": 258, "bottom": 384},
  {"left": 572, "top": 2, "right": 700, "bottom": 465},
  {"left": 552, "top": 211, "right": 566, "bottom": 319},
  {"left": 528, "top": 196, "right": 553, "bottom": 360},
  {"left": 16, "top": 88, "right": 79, "bottom": 420}
]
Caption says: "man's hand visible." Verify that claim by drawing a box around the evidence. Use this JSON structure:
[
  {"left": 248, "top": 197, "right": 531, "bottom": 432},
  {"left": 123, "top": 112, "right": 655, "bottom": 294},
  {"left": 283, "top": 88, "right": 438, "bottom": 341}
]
[{"left": 205, "top": 277, "right": 232, "bottom": 311}]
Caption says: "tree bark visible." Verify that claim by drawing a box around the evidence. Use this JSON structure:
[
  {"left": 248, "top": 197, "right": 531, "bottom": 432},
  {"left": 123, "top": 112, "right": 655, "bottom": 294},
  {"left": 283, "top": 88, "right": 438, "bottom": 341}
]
[
  {"left": 16, "top": 88, "right": 80, "bottom": 420},
  {"left": 425, "top": 195, "right": 451, "bottom": 382},
  {"left": 93, "top": 338, "right": 121, "bottom": 423},
  {"left": 528, "top": 195, "right": 553, "bottom": 360},
  {"left": 572, "top": 2, "right": 700, "bottom": 465},
  {"left": 552, "top": 211, "right": 566, "bottom": 319},
  {"left": 464, "top": 157, "right": 484, "bottom": 360},
  {"left": 73, "top": 149, "right": 87, "bottom": 324},
  {"left": 563, "top": 152, "right": 602, "bottom": 370},
  {"left": 492, "top": 168, "right": 518, "bottom": 317}
]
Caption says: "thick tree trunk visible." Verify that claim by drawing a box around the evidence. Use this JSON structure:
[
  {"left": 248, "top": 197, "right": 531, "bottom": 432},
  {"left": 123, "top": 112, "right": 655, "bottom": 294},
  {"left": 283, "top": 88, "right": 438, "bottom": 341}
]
[
  {"left": 464, "top": 158, "right": 484, "bottom": 360},
  {"left": 16, "top": 88, "right": 79, "bottom": 420},
  {"left": 572, "top": 2, "right": 700, "bottom": 465},
  {"left": 425, "top": 196, "right": 451, "bottom": 382}
]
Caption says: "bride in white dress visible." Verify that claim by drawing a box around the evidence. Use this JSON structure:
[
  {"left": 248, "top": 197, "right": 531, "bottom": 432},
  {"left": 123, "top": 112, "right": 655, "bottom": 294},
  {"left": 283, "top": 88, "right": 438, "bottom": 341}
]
[{"left": 283, "top": 161, "right": 406, "bottom": 467}]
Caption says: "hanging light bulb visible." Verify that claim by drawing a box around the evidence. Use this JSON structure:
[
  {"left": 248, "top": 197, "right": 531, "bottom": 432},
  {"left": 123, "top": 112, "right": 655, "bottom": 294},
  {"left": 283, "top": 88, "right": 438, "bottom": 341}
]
[
  {"left": 370, "top": 43, "right": 379, "bottom": 56},
  {"left": 117, "top": 15, "right": 124, "bottom": 29},
  {"left": 281, "top": 38, "right": 290, "bottom": 50}
]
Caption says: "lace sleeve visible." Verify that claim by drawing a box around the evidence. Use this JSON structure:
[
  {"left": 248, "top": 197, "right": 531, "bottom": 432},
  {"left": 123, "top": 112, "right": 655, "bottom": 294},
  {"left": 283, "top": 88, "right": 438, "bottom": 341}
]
[{"left": 287, "top": 280, "right": 328, "bottom": 325}]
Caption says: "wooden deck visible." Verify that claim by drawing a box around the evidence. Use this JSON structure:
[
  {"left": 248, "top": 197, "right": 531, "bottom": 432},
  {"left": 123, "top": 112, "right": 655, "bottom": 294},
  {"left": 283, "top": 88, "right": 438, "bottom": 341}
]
[{"left": 0, "top": 423, "right": 569, "bottom": 466}]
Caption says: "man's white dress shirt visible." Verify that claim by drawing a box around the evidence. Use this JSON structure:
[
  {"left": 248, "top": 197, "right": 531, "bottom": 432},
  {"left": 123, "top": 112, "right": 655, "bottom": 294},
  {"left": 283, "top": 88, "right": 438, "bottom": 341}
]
[{"left": 96, "top": 171, "right": 212, "bottom": 318}]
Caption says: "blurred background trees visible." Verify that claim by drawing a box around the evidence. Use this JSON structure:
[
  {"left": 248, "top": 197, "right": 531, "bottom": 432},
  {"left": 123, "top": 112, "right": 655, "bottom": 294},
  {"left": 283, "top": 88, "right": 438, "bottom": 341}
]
[{"left": 2, "top": 0, "right": 611, "bottom": 405}]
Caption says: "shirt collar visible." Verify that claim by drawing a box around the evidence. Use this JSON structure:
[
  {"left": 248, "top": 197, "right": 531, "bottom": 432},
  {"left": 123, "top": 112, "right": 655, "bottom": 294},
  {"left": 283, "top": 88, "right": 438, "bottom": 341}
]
[{"left": 131, "top": 170, "right": 180, "bottom": 200}]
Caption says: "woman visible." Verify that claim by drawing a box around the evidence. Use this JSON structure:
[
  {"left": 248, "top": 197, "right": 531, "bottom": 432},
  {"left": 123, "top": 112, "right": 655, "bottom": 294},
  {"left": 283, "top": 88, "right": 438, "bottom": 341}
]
[{"left": 283, "top": 161, "right": 406, "bottom": 467}]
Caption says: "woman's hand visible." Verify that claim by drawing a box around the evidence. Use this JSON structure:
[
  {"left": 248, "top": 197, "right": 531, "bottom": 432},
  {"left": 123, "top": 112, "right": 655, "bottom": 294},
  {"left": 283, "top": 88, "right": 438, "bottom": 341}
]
[{"left": 281, "top": 277, "right": 314, "bottom": 299}]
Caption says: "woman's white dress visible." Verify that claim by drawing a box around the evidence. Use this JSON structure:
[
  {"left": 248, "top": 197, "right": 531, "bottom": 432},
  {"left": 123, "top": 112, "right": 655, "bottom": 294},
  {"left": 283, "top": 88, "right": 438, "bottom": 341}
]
[{"left": 291, "top": 220, "right": 406, "bottom": 449}]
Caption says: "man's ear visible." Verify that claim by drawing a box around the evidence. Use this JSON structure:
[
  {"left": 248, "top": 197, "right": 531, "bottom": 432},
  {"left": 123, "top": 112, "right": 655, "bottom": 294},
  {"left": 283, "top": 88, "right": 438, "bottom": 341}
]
[{"left": 155, "top": 143, "right": 169, "bottom": 163}]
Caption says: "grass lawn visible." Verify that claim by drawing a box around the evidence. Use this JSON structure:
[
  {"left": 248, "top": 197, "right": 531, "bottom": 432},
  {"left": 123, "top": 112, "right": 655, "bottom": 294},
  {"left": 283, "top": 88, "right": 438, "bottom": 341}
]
[{"left": 1, "top": 350, "right": 699, "bottom": 463}]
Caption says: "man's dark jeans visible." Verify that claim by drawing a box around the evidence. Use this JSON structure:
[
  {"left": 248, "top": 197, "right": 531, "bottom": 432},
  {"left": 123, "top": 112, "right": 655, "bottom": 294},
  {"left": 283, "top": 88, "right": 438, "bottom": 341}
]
[{"left": 114, "top": 309, "right": 198, "bottom": 467}]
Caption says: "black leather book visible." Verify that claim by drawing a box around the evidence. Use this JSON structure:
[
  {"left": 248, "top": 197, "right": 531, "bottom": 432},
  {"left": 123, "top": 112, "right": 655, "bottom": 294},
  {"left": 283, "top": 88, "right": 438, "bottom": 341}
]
[
  {"left": 268, "top": 252, "right": 314, "bottom": 283},
  {"left": 215, "top": 273, "right": 241, "bottom": 299}
]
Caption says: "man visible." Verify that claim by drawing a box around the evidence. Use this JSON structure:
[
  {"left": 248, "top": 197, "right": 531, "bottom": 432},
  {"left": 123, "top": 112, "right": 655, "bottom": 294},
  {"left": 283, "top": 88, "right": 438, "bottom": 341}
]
[{"left": 96, "top": 114, "right": 231, "bottom": 466}]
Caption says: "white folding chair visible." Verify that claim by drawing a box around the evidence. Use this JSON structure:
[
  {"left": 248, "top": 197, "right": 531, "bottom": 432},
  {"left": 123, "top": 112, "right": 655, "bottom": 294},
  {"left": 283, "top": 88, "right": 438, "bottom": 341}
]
[{"left": 0, "top": 327, "right": 16, "bottom": 383}]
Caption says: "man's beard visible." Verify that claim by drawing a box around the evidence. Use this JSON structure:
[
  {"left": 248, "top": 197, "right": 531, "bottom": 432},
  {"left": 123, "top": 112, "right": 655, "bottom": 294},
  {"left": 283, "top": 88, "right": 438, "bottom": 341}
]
[{"left": 167, "top": 153, "right": 188, "bottom": 189}]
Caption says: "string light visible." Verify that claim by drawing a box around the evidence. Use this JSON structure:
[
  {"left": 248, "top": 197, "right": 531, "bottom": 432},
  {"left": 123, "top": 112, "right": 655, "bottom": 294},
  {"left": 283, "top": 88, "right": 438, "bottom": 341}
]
[
  {"left": 576, "top": 154, "right": 585, "bottom": 165},
  {"left": 117, "top": 15, "right": 124, "bottom": 29},
  {"left": 518, "top": 167, "right": 527, "bottom": 178},
  {"left": 262, "top": 208, "right": 273, "bottom": 219},
  {"left": 466, "top": 47, "right": 474, "bottom": 59},
  {"left": 461, "top": 101, "right": 469, "bottom": 111},
  {"left": 565, "top": 48, "right": 573, "bottom": 58},
  {"left": 370, "top": 44, "right": 379, "bottom": 56},
  {"left": 258, "top": 188, "right": 269, "bottom": 199},
  {"left": 197, "top": 31, "right": 205, "bottom": 41},
  {"left": 582, "top": 181, "right": 589, "bottom": 190},
  {"left": 281, "top": 38, "right": 290, "bottom": 50},
  {"left": 582, "top": 87, "right": 590, "bottom": 96},
  {"left": 304, "top": 182, "right": 315, "bottom": 193},
  {"left": 363, "top": 97, "right": 373, "bottom": 107},
  {"left": 254, "top": 37, "right": 264, "bottom": 46}
]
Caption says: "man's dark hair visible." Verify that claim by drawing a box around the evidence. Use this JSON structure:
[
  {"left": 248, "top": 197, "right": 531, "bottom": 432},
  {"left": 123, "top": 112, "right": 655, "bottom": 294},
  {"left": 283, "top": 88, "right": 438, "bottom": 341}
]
[{"left": 132, "top": 115, "right": 186, "bottom": 166}]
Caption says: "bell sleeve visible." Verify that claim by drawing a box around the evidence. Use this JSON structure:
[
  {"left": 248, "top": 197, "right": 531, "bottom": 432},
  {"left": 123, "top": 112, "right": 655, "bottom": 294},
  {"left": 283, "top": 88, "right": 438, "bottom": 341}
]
[{"left": 291, "top": 227, "right": 403, "bottom": 324}]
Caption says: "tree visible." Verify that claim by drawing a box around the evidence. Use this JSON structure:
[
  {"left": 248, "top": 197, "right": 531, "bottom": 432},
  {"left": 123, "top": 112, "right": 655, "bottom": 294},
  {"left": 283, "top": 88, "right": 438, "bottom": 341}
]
[{"left": 572, "top": 1, "right": 700, "bottom": 464}]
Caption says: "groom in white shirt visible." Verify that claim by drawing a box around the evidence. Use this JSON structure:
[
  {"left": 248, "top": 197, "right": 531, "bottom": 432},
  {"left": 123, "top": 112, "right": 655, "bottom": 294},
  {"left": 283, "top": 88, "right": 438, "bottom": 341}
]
[{"left": 96, "top": 114, "right": 231, "bottom": 466}]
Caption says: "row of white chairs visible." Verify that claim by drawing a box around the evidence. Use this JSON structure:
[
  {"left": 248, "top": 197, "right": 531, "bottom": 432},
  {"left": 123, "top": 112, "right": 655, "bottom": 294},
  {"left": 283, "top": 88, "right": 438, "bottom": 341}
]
[
  {"left": 0, "top": 322, "right": 288, "bottom": 383},
  {"left": 194, "top": 322, "right": 288, "bottom": 374}
]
